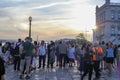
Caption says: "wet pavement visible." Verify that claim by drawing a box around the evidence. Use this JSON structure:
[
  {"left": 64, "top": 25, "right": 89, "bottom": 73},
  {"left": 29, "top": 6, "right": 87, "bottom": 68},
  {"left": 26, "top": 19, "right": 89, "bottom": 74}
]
[{"left": 5, "top": 64, "right": 119, "bottom": 80}]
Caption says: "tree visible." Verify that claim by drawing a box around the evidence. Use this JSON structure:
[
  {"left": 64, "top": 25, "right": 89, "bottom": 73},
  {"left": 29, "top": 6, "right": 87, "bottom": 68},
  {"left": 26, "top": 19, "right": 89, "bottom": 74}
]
[
  {"left": 76, "top": 33, "right": 85, "bottom": 40},
  {"left": 76, "top": 33, "right": 89, "bottom": 45}
]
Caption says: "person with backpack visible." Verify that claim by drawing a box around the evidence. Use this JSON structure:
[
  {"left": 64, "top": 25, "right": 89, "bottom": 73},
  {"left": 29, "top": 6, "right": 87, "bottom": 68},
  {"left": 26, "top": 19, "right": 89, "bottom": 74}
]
[
  {"left": 19, "top": 37, "right": 35, "bottom": 79},
  {"left": 13, "top": 38, "right": 22, "bottom": 71},
  {"left": 92, "top": 42, "right": 103, "bottom": 79},
  {"left": 81, "top": 44, "right": 93, "bottom": 80}
]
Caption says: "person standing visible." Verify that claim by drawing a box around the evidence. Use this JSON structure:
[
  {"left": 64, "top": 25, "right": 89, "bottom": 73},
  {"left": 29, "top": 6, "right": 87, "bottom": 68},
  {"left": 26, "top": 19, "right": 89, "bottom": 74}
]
[
  {"left": 19, "top": 37, "right": 35, "bottom": 79},
  {"left": 38, "top": 40, "right": 46, "bottom": 69},
  {"left": 49, "top": 41, "right": 56, "bottom": 68},
  {"left": 58, "top": 41, "right": 67, "bottom": 68},
  {"left": 31, "top": 41, "right": 39, "bottom": 70},
  {"left": 100, "top": 41, "right": 107, "bottom": 70},
  {"left": 117, "top": 44, "right": 120, "bottom": 78},
  {"left": 92, "top": 42, "right": 103, "bottom": 79},
  {"left": 79, "top": 45, "right": 86, "bottom": 75},
  {"left": 75, "top": 45, "right": 81, "bottom": 69},
  {"left": 47, "top": 43, "right": 51, "bottom": 68},
  {"left": 67, "top": 43, "right": 75, "bottom": 67},
  {"left": 13, "top": 38, "right": 22, "bottom": 71},
  {"left": 3, "top": 46, "right": 10, "bottom": 67},
  {"left": 81, "top": 44, "right": 93, "bottom": 80},
  {"left": 106, "top": 42, "right": 114, "bottom": 76},
  {"left": 0, "top": 43, "right": 3, "bottom": 58},
  {"left": 0, "top": 57, "right": 5, "bottom": 80},
  {"left": 55, "top": 43, "right": 60, "bottom": 67}
]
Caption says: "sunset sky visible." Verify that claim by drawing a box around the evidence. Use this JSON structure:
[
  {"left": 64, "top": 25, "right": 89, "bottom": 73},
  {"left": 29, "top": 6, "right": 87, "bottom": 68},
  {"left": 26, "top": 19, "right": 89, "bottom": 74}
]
[{"left": 0, "top": 0, "right": 120, "bottom": 41}]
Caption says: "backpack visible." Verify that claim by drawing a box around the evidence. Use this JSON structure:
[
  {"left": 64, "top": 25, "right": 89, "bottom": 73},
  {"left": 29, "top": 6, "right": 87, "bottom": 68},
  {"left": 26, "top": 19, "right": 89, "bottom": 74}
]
[
  {"left": 14, "top": 43, "right": 21, "bottom": 55},
  {"left": 84, "top": 53, "right": 93, "bottom": 64}
]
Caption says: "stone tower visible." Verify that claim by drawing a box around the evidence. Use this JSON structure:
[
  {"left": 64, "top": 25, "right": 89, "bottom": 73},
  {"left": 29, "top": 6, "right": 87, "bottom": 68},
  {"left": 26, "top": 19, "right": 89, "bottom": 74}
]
[{"left": 105, "top": 0, "right": 110, "bottom": 4}]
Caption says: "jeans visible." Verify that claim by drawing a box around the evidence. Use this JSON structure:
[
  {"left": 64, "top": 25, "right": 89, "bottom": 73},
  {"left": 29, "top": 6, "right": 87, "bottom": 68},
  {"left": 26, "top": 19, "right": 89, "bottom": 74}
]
[
  {"left": 59, "top": 54, "right": 67, "bottom": 67},
  {"left": 39, "top": 55, "right": 46, "bottom": 68},
  {"left": 93, "top": 61, "right": 100, "bottom": 78},
  {"left": 81, "top": 63, "right": 93, "bottom": 80},
  {"left": 14, "top": 56, "right": 21, "bottom": 71}
]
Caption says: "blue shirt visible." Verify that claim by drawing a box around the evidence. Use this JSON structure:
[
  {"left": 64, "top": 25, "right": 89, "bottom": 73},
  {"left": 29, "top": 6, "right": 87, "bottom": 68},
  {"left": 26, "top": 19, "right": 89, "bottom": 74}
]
[
  {"left": 39, "top": 45, "right": 46, "bottom": 56},
  {"left": 106, "top": 48, "right": 114, "bottom": 58}
]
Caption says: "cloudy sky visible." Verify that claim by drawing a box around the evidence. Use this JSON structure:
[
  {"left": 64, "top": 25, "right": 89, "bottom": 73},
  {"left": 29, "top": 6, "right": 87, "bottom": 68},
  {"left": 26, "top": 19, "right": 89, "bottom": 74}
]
[{"left": 0, "top": 0, "right": 120, "bottom": 41}]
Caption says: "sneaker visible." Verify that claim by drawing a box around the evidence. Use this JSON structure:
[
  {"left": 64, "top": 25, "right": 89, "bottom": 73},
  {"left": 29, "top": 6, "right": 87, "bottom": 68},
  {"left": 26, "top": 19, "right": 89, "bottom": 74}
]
[
  {"left": 25, "top": 75, "right": 31, "bottom": 79},
  {"left": 38, "top": 66, "right": 41, "bottom": 69}
]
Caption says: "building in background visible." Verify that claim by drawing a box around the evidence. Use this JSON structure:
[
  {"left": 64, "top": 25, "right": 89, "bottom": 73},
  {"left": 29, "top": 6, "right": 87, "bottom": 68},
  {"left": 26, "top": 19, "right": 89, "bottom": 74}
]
[{"left": 94, "top": 0, "right": 120, "bottom": 44}]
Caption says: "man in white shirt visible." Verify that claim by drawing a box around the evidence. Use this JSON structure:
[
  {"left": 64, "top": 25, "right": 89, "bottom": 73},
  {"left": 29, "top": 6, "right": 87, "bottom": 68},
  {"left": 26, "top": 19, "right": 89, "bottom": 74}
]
[{"left": 38, "top": 40, "right": 46, "bottom": 69}]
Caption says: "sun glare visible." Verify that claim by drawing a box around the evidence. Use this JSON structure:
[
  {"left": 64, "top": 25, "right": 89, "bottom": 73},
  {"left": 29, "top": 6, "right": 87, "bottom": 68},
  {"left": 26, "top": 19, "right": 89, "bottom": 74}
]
[
  {"left": 67, "top": 1, "right": 95, "bottom": 31},
  {"left": 21, "top": 23, "right": 28, "bottom": 30}
]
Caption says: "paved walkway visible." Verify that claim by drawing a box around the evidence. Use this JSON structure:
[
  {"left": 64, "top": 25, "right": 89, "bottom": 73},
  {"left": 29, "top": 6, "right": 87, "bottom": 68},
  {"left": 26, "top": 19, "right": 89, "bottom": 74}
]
[{"left": 5, "top": 65, "right": 119, "bottom": 80}]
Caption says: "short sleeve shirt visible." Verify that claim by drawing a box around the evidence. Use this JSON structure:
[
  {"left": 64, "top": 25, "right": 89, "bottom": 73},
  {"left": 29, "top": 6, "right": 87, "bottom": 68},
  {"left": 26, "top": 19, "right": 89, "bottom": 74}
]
[{"left": 23, "top": 41, "right": 34, "bottom": 57}]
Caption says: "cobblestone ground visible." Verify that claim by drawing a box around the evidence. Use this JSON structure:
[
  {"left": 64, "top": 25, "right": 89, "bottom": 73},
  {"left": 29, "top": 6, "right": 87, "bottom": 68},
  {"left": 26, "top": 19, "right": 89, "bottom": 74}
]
[{"left": 5, "top": 64, "right": 119, "bottom": 80}]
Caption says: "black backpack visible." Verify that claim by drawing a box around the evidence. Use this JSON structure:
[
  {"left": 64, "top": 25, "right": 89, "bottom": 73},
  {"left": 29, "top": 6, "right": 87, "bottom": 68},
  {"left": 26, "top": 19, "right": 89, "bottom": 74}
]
[
  {"left": 14, "top": 43, "right": 21, "bottom": 55},
  {"left": 84, "top": 53, "right": 93, "bottom": 64}
]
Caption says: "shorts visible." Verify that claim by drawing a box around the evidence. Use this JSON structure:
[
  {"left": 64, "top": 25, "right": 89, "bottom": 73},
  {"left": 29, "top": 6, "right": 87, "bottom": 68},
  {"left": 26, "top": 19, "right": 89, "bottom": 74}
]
[
  {"left": 106, "top": 57, "right": 114, "bottom": 64},
  {"left": 69, "top": 58, "right": 75, "bottom": 63},
  {"left": 20, "top": 56, "right": 31, "bottom": 71}
]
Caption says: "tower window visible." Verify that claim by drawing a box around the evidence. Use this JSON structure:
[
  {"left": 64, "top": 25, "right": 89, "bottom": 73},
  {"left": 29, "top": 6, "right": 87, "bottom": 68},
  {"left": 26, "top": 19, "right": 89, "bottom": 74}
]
[
  {"left": 111, "top": 25, "right": 115, "bottom": 36},
  {"left": 118, "top": 11, "right": 120, "bottom": 19},
  {"left": 111, "top": 10, "right": 115, "bottom": 19}
]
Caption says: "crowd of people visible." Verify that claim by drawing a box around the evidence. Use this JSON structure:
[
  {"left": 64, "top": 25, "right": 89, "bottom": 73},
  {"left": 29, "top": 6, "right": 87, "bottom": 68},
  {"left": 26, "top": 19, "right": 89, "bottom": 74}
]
[{"left": 0, "top": 37, "right": 120, "bottom": 80}]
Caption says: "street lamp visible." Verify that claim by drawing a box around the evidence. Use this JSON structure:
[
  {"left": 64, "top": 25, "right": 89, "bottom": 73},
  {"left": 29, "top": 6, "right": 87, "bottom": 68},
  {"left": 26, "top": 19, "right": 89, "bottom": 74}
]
[{"left": 28, "top": 16, "right": 32, "bottom": 38}]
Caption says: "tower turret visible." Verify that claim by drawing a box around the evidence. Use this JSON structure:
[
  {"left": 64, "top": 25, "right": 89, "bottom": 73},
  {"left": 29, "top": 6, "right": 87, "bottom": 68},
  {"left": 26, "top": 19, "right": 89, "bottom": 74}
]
[{"left": 105, "top": 0, "right": 110, "bottom": 4}]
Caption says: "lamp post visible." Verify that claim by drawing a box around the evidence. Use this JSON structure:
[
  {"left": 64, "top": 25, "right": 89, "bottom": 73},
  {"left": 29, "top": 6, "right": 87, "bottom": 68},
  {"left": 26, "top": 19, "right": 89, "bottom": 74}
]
[{"left": 28, "top": 16, "right": 32, "bottom": 38}]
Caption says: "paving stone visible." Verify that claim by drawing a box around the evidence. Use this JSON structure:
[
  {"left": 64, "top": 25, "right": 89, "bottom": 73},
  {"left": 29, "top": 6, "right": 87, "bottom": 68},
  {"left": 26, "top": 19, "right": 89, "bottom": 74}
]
[{"left": 5, "top": 64, "right": 119, "bottom": 80}]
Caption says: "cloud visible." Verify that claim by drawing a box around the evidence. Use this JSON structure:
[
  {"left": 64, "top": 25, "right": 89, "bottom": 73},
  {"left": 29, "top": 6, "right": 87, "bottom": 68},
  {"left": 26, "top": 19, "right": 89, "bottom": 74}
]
[
  {"left": 0, "top": 0, "right": 105, "bottom": 41},
  {"left": 31, "top": 1, "right": 72, "bottom": 10},
  {"left": 32, "top": 25, "right": 80, "bottom": 40}
]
